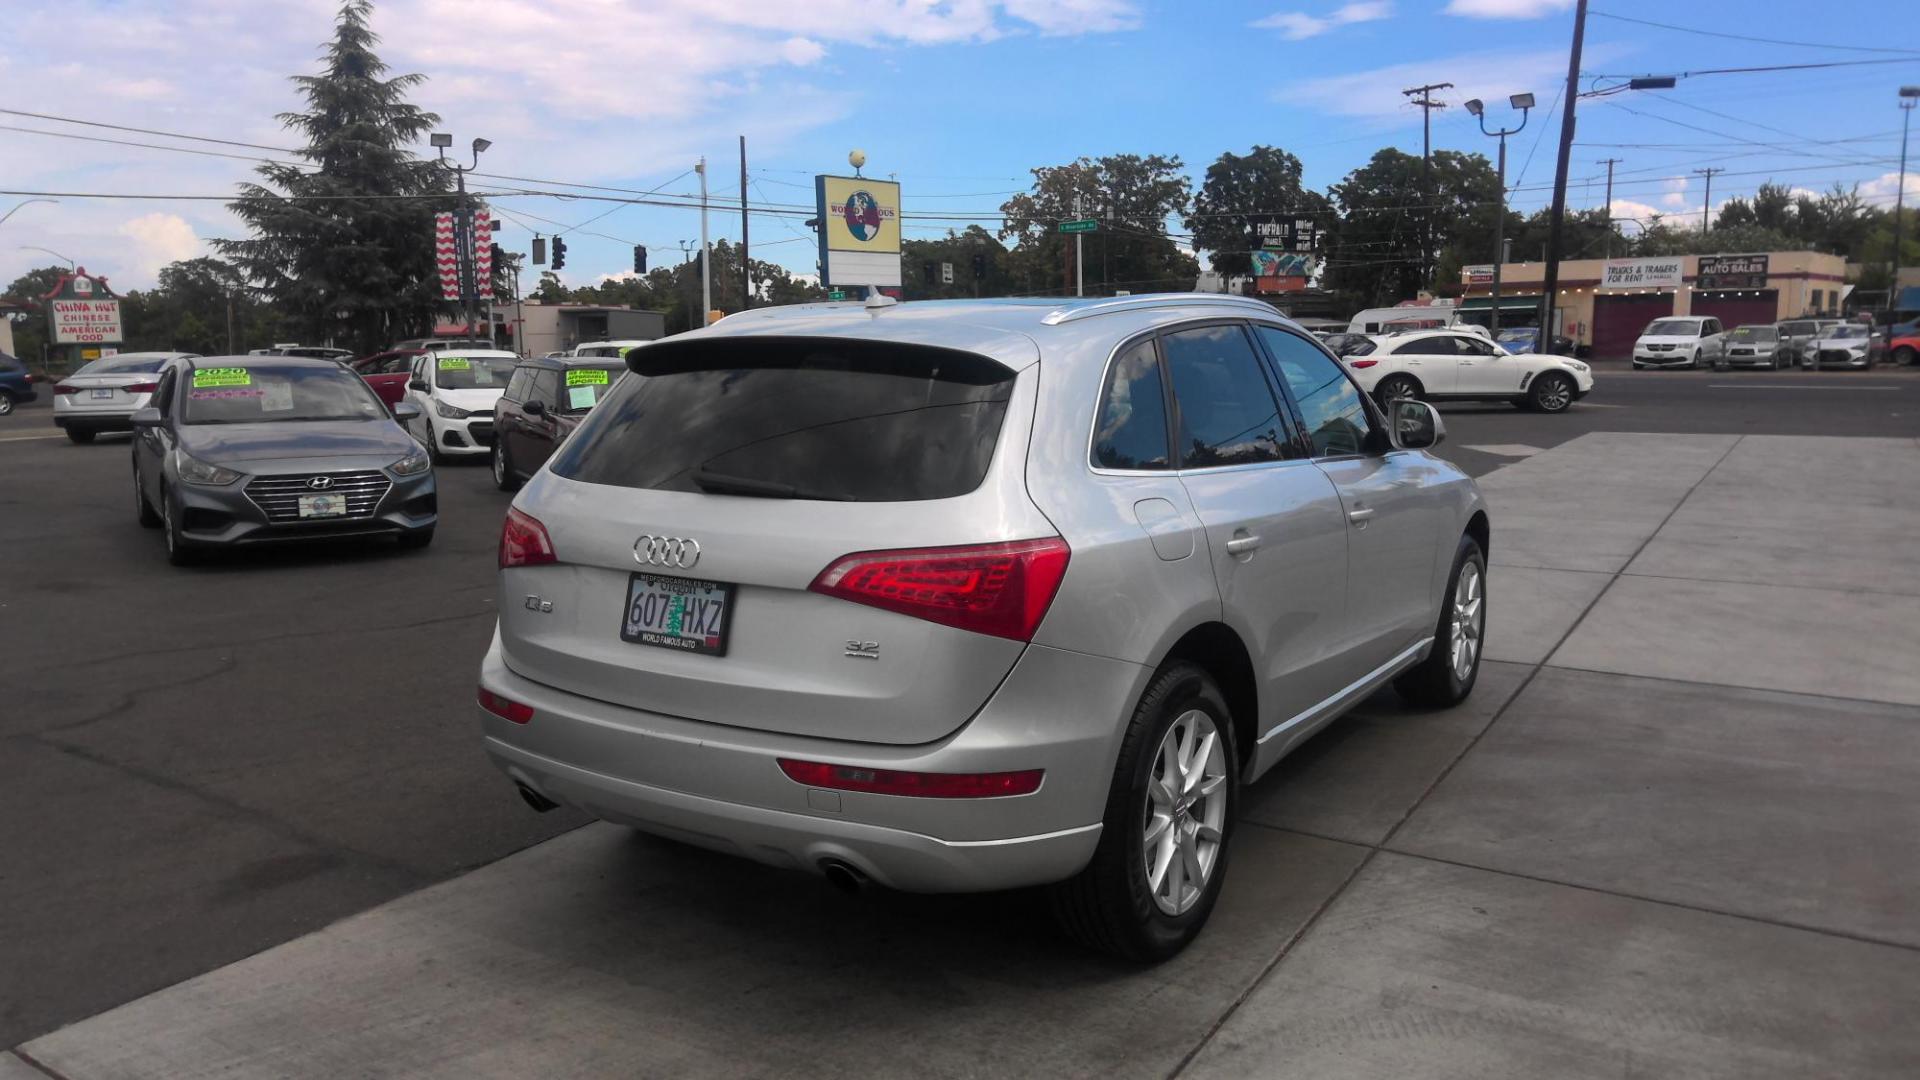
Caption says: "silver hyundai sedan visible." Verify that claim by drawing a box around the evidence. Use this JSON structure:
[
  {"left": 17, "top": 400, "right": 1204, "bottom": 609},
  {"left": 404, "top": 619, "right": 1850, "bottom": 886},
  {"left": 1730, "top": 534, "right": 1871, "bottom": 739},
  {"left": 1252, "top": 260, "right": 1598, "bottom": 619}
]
[
  {"left": 130, "top": 356, "right": 437, "bottom": 564},
  {"left": 478, "top": 294, "right": 1488, "bottom": 960}
]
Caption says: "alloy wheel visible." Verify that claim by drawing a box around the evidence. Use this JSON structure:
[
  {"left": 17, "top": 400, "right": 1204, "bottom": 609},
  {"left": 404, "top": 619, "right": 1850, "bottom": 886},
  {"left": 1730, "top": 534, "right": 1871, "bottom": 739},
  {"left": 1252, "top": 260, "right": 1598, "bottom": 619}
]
[
  {"left": 1536, "top": 377, "right": 1572, "bottom": 412},
  {"left": 0, "top": 395, "right": 13, "bottom": 416},
  {"left": 1451, "top": 561, "right": 1484, "bottom": 682},
  {"left": 1142, "top": 709, "right": 1227, "bottom": 916},
  {"left": 492, "top": 441, "right": 506, "bottom": 486}
]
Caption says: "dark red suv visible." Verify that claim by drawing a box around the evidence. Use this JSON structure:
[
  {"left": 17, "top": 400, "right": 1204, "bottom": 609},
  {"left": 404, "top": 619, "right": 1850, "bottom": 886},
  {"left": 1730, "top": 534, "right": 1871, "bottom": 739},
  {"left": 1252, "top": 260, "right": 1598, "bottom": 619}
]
[{"left": 490, "top": 356, "right": 625, "bottom": 490}]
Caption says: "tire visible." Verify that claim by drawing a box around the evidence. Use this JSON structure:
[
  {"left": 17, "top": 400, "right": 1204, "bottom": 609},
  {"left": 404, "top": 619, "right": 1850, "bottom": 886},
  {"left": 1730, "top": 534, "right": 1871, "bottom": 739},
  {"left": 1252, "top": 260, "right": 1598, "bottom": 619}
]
[
  {"left": 133, "top": 460, "right": 160, "bottom": 528},
  {"left": 1895, "top": 347, "right": 1917, "bottom": 368},
  {"left": 67, "top": 427, "right": 96, "bottom": 444},
  {"left": 1374, "top": 374, "right": 1422, "bottom": 409},
  {"left": 492, "top": 439, "right": 519, "bottom": 491},
  {"left": 1689, "top": 350, "right": 1702, "bottom": 369},
  {"left": 397, "top": 527, "right": 435, "bottom": 550},
  {"left": 1050, "top": 661, "right": 1239, "bottom": 963},
  {"left": 1527, "top": 372, "right": 1575, "bottom": 413},
  {"left": 0, "top": 394, "right": 14, "bottom": 417},
  {"left": 161, "top": 487, "right": 198, "bottom": 566},
  {"left": 1394, "top": 534, "right": 1486, "bottom": 708}
]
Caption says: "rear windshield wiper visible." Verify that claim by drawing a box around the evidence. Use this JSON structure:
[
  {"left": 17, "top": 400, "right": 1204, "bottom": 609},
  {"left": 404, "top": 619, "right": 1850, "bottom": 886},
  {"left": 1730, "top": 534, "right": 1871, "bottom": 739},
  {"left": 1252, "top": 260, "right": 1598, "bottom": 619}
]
[{"left": 691, "top": 468, "right": 850, "bottom": 501}]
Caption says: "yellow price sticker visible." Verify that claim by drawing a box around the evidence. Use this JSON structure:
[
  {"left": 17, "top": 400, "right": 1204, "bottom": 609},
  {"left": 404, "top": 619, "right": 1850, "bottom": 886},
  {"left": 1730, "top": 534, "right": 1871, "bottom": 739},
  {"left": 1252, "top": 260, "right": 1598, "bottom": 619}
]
[
  {"left": 566, "top": 368, "right": 611, "bottom": 386},
  {"left": 192, "top": 367, "right": 251, "bottom": 388},
  {"left": 438, "top": 357, "right": 471, "bottom": 370}
]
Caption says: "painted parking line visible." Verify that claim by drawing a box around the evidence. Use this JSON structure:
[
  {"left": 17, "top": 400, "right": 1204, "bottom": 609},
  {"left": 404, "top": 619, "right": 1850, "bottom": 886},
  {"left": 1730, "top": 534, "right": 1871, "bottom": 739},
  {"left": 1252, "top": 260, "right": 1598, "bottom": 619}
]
[
  {"left": 1461, "top": 444, "right": 1544, "bottom": 458},
  {"left": 0, "top": 431, "right": 67, "bottom": 442},
  {"left": 1708, "top": 384, "right": 1900, "bottom": 391}
]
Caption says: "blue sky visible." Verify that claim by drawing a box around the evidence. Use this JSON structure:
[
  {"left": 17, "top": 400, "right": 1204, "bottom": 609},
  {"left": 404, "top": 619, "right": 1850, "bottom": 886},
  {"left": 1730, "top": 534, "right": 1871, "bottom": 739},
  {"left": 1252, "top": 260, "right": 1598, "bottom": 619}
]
[{"left": 3, "top": 0, "right": 1916, "bottom": 294}]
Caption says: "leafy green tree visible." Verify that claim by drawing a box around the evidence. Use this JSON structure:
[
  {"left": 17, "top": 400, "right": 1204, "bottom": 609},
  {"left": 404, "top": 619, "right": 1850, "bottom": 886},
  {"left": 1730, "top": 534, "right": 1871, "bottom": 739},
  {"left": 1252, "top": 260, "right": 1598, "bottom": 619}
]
[
  {"left": 1322, "top": 149, "right": 1504, "bottom": 309},
  {"left": 1186, "top": 146, "right": 1333, "bottom": 278},
  {"left": 214, "top": 0, "right": 454, "bottom": 354},
  {"left": 901, "top": 226, "right": 1012, "bottom": 299},
  {"left": 1000, "top": 154, "right": 1197, "bottom": 296},
  {"left": 2, "top": 265, "right": 69, "bottom": 367}
]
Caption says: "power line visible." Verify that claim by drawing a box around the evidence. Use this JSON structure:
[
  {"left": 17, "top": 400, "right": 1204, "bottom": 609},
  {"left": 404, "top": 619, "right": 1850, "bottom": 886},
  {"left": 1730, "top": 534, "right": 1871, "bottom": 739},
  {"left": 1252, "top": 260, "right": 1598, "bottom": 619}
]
[
  {"left": 1586, "top": 58, "right": 1920, "bottom": 82},
  {"left": 1587, "top": 9, "right": 1920, "bottom": 56}
]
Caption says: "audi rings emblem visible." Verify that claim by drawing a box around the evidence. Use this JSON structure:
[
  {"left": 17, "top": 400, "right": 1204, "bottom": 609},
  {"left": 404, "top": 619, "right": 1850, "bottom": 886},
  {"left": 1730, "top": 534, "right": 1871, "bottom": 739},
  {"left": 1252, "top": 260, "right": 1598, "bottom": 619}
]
[
  {"left": 306, "top": 476, "right": 334, "bottom": 490},
  {"left": 633, "top": 535, "right": 701, "bottom": 569}
]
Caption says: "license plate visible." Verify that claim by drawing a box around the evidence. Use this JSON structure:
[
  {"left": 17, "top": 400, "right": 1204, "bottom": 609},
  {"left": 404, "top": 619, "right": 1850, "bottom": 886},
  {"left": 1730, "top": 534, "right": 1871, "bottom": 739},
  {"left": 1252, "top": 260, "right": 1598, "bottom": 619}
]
[
  {"left": 621, "top": 573, "right": 733, "bottom": 656},
  {"left": 91, "top": 388, "right": 115, "bottom": 400},
  {"left": 298, "top": 493, "right": 349, "bottom": 518}
]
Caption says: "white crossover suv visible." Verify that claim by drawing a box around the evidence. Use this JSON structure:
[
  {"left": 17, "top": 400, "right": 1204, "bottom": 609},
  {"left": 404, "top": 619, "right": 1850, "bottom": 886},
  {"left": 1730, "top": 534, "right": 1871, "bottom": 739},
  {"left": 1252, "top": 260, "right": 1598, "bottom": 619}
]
[
  {"left": 478, "top": 294, "right": 1489, "bottom": 960},
  {"left": 1341, "top": 328, "right": 1594, "bottom": 413}
]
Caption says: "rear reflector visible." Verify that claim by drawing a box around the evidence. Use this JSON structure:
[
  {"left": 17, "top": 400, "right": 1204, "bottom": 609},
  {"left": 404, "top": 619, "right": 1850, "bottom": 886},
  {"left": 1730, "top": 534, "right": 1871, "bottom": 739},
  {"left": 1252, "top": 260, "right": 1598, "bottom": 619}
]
[
  {"left": 499, "top": 507, "right": 556, "bottom": 569},
  {"left": 477, "top": 687, "right": 533, "bottom": 724},
  {"left": 777, "top": 759, "right": 1042, "bottom": 798},
  {"left": 809, "top": 537, "right": 1070, "bottom": 641},
  {"left": 1348, "top": 359, "right": 1379, "bottom": 369}
]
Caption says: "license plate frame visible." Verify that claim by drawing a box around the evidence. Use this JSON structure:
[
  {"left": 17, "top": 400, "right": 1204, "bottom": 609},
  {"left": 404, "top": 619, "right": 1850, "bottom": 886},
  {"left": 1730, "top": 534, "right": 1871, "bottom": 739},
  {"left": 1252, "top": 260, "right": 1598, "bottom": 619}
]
[
  {"left": 91, "top": 388, "right": 115, "bottom": 400},
  {"left": 621, "top": 572, "right": 734, "bottom": 657},
  {"left": 297, "top": 493, "right": 349, "bottom": 518}
]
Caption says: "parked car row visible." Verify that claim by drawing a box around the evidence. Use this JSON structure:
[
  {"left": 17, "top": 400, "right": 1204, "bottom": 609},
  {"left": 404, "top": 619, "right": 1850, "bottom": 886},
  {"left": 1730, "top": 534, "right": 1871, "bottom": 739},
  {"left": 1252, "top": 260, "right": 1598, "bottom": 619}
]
[{"left": 1631, "top": 315, "right": 1893, "bottom": 371}]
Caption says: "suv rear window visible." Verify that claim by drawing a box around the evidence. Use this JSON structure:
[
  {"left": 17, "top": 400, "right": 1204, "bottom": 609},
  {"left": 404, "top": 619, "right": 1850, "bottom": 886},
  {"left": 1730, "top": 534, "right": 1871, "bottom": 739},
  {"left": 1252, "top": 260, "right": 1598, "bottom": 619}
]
[{"left": 551, "top": 338, "right": 1015, "bottom": 502}]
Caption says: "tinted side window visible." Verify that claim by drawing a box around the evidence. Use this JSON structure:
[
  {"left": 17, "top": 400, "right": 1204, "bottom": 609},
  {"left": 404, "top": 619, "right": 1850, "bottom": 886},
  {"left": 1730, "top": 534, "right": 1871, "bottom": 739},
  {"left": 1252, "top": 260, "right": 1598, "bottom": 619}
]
[
  {"left": 504, "top": 368, "right": 531, "bottom": 402},
  {"left": 1459, "top": 336, "right": 1497, "bottom": 356},
  {"left": 529, "top": 369, "right": 560, "bottom": 406},
  {"left": 152, "top": 368, "right": 178, "bottom": 416},
  {"left": 1256, "top": 325, "right": 1374, "bottom": 459},
  {"left": 1393, "top": 336, "right": 1446, "bottom": 356},
  {"left": 1092, "top": 339, "right": 1170, "bottom": 470},
  {"left": 1162, "top": 324, "right": 1293, "bottom": 467}
]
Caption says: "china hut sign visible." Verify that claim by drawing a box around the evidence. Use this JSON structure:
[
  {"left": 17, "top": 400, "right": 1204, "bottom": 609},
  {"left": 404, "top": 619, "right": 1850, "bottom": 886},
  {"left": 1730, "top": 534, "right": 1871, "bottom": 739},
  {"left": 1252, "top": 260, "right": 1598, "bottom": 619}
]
[{"left": 45, "top": 269, "right": 123, "bottom": 345}]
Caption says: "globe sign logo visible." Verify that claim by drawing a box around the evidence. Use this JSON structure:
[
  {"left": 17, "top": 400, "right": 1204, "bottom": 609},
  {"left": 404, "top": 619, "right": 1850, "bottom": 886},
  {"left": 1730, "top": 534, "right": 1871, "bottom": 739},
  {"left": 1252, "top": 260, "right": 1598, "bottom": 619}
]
[{"left": 842, "top": 191, "right": 884, "bottom": 242}]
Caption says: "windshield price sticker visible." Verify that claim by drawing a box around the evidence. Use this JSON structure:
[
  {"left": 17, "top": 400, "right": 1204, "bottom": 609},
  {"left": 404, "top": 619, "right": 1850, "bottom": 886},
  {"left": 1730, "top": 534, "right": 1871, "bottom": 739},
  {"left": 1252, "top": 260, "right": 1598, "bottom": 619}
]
[
  {"left": 438, "top": 357, "right": 471, "bottom": 370},
  {"left": 567, "top": 386, "right": 598, "bottom": 410},
  {"left": 192, "top": 367, "right": 251, "bottom": 388},
  {"left": 566, "top": 368, "right": 611, "bottom": 386}
]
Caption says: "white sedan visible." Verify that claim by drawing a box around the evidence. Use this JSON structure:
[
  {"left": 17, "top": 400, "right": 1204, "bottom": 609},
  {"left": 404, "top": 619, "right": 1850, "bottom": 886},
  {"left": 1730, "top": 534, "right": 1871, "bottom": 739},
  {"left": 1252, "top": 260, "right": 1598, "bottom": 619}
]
[{"left": 1340, "top": 329, "right": 1594, "bottom": 414}]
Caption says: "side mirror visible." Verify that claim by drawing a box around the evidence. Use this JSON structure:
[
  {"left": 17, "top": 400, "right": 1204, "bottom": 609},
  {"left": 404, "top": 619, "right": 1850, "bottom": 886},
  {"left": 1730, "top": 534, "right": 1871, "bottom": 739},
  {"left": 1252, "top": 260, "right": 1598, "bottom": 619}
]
[
  {"left": 409, "top": 378, "right": 427, "bottom": 392},
  {"left": 523, "top": 399, "right": 547, "bottom": 417},
  {"left": 130, "top": 406, "right": 164, "bottom": 428},
  {"left": 391, "top": 401, "right": 421, "bottom": 422},
  {"left": 1387, "top": 399, "right": 1444, "bottom": 451}
]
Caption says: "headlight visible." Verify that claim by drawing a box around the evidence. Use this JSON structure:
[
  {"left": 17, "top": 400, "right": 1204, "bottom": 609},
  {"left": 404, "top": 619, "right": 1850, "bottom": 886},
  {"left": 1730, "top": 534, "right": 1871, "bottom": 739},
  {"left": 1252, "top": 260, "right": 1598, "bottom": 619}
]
[
  {"left": 173, "top": 449, "right": 242, "bottom": 486},
  {"left": 435, "top": 401, "right": 471, "bottom": 419},
  {"left": 389, "top": 446, "right": 431, "bottom": 477}
]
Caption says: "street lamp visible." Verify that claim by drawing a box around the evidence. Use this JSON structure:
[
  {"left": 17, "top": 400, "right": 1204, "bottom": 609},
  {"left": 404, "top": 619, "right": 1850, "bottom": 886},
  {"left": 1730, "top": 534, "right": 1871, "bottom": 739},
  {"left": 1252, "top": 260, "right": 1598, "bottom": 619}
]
[
  {"left": 433, "top": 132, "right": 491, "bottom": 343},
  {"left": 18, "top": 244, "right": 75, "bottom": 270},
  {"left": 1468, "top": 93, "right": 1533, "bottom": 334},
  {"left": 1891, "top": 86, "right": 1918, "bottom": 320},
  {"left": 0, "top": 198, "right": 59, "bottom": 229}
]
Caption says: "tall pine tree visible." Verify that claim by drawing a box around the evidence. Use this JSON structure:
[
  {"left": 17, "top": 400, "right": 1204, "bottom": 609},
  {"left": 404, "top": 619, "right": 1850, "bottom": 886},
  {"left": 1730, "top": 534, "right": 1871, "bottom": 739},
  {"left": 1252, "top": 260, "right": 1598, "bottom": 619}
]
[{"left": 216, "top": 0, "right": 452, "bottom": 353}]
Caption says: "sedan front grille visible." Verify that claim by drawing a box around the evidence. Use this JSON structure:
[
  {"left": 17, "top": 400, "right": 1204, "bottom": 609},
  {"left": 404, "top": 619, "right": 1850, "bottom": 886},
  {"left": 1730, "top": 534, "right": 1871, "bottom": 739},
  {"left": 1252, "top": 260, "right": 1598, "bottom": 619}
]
[
  {"left": 1818, "top": 349, "right": 1858, "bottom": 364},
  {"left": 244, "top": 470, "right": 391, "bottom": 523}
]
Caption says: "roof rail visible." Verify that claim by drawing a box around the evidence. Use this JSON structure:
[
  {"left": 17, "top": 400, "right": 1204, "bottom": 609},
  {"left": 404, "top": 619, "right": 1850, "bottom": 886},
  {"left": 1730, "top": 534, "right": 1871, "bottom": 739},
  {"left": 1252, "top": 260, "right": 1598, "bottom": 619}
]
[{"left": 1040, "top": 293, "right": 1281, "bottom": 326}]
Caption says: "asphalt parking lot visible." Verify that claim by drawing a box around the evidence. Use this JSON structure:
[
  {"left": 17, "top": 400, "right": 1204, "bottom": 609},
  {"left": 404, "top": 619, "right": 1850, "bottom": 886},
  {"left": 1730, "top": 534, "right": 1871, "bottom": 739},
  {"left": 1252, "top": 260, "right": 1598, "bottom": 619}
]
[{"left": 3, "top": 363, "right": 1918, "bottom": 1076}]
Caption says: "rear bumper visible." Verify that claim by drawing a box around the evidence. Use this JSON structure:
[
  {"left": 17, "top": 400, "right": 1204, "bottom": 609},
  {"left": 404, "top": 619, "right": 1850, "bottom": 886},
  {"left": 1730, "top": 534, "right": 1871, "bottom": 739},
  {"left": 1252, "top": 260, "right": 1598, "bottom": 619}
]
[
  {"left": 477, "top": 633, "right": 1146, "bottom": 892},
  {"left": 54, "top": 412, "right": 135, "bottom": 432}
]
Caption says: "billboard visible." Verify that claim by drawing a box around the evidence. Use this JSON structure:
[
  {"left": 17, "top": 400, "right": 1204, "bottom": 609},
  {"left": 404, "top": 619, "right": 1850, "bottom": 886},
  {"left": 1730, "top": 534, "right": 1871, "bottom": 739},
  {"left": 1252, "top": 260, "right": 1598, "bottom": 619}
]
[
  {"left": 1696, "top": 253, "right": 1768, "bottom": 290},
  {"left": 45, "top": 270, "right": 123, "bottom": 346},
  {"left": 816, "top": 175, "right": 902, "bottom": 288},
  {"left": 1463, "top": 264, "right": 1494, "bottom": 285},
  {"left": 1601, "top": 257, "right": 1683, "bottom": 290}
]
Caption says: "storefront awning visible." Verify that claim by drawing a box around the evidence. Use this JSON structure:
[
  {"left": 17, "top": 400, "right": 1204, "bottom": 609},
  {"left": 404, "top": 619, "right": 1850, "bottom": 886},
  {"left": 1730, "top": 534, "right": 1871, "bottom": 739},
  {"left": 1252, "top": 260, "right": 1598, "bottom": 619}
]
[{"left": 1457, "top": 297, "right": 1543, "bottom": 311}]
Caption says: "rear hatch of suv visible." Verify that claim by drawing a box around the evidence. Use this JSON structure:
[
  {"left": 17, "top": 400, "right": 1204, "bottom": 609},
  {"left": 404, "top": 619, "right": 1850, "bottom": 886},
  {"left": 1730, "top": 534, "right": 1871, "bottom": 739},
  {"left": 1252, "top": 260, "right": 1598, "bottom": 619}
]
[{"left": 497, "top": 330, "right": 1058, "bottom": 746}]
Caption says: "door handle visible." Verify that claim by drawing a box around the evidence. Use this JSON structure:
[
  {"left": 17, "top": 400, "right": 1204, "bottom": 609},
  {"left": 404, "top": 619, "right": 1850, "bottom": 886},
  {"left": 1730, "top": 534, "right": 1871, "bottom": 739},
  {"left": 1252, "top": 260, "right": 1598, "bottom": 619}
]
[
  {"left": 1224, "top": 534, "right": 1261, "bottom": 556},
  {"left": 1347, "top": 507, "right": 1376, "bottom": 525}
]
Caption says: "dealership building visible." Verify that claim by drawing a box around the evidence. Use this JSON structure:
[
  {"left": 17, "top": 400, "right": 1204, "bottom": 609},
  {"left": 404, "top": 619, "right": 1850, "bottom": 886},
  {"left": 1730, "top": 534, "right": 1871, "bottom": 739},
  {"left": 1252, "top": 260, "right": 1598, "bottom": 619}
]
[{"left": 1456, "top": 251, "right": 1847, "bottom": 358}]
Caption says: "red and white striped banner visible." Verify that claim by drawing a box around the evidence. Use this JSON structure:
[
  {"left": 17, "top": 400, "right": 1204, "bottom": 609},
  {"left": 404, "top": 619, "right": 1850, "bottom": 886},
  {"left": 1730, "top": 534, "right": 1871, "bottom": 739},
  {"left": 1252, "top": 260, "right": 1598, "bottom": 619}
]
[
  {"left": 472, "top": 209, "right": 493, "bottom": 299},
  {"left": 433, "top": 211, "right": 460, "bottom": 300}
]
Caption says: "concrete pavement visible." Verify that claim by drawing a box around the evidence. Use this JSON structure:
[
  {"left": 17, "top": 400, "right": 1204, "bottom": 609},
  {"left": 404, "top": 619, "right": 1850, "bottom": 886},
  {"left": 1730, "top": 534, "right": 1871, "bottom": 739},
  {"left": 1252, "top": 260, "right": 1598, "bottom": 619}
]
[{"left": 13, "top": 431, "right": 1920, "bottom": 1077}]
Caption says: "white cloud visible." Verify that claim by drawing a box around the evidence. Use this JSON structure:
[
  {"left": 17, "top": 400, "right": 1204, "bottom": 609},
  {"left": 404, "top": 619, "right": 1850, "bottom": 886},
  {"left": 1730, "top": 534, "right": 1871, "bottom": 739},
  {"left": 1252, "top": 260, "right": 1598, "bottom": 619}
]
[
  {"left": 1444, "top": 0, "right": 1573, "bottom": 17},
  {"left": 1660, "top": 175, "right": 1688, "bottom": 208},
  {"left": 780, "top": 36, "right": 826, "bottom": 65},
  {"left": 1608, "top": 197, "right": 1665, "bottom": 229},
  {"left": 1278, "top": 47, "right": 1570, "bottom": 121},
  {"left": 117, "top": 213, "right": 207, "bottom": 278},
  {"left": 1002, "top": 0, "right": 1141, "bottom": 35},
  {"left": 1861, "top": 171, "right": 1920, "bottom": 202},
  {"left": 1253, "top": 2, "right": 1392, "bottom": 40}
]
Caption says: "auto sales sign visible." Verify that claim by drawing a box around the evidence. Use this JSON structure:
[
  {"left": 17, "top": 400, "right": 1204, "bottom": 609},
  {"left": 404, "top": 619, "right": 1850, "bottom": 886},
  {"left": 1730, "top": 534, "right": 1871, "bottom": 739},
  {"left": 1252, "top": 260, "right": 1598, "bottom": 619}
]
[{"left": 44, "top": 269, "right": 124, "bottom": 345}]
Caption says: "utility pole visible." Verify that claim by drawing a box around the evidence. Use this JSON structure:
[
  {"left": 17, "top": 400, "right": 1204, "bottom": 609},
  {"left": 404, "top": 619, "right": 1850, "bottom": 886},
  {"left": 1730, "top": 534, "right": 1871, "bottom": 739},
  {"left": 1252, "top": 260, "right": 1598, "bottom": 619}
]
[
  {"left": 1539, "top": 0, "right": 1587, "bottom": 347},
  {"left": 1074, "top": 192, "right": 1085, "bottom": 297},
  {"left": 739, "top": 136, "right": 751, "bottom": 310},
  {"left": 696, "top": 157, "right": 711, "bottom": 324},
  {"left": 225, "top": 291, "right": 235, "bottom": 355},
  {"left": 1402, "top": 82, "right": 1452, "bottom": 291},
  {"left": 1695, "top": 167, "right": 1724, "bottom": 233},
  {"left": 1597, "top": 157, "right": 1623, "bottom": 259},
  {"left": 677, "top": 240, "right": 696, "bottom": 332},
  {"left": 1890, "top": 87, "right": 1917, "bottom": 317}
]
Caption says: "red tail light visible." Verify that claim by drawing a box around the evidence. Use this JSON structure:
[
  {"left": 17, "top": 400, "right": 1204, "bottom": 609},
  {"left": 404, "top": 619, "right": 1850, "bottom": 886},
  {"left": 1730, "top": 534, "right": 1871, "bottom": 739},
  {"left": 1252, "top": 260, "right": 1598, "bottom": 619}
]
[
  {"left": 477, "top": 687, "right": 533, "bottom": 724},
  {"left": 53, "top": 383, "right": 79, "bottom": 395},
  {"left": 809, "top": 537, "right": 1070, "bottom": 641},
  {"left": 1349, "top": 359, "right": 1379, "bottom": 369},
  {"left": 124, "top": 381, "right": 159, "bottom": 394},
  {"left": 499, "top": 507, "right": 556, "bottom": 569},
  {"left": 778, "top": 759, "right": 1043, "bottom": 798}
]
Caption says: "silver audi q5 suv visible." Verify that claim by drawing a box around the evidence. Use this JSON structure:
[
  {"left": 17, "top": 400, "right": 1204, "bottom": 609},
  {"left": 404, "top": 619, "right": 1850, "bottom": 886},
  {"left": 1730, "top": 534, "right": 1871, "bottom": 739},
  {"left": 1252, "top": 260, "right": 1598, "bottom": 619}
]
[{"left": 479, "top": 293, "right": 1489, "bottom": 960}]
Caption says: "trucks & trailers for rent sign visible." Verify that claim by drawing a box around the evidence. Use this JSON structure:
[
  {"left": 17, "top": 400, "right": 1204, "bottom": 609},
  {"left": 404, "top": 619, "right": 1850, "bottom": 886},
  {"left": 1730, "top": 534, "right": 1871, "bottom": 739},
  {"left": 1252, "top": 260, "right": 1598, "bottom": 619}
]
[{"left": 1601, "top": 257, "right": 1683, "bottom": 290}]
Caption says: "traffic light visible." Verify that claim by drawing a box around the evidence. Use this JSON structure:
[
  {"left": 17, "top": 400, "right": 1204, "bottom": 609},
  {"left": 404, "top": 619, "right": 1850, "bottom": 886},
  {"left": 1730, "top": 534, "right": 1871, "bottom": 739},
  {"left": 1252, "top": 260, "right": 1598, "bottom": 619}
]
[
  {"left": 551, "top": 235, "right": 567, "bottom": 271},
  {"left": 532, "top": 236, "right": 546, "bottom": 264},
  {"left": 923, "top": 262, "right": 936, "bottom": 286},
  {"left": 971, "top": 252, "right": 986, "bottom": 280},
  {"left": 489, "top": 243, "right": 504, "bottom": 265},
  {"left": 633, "top": 245, "right": 647, "bottom": 274}
]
